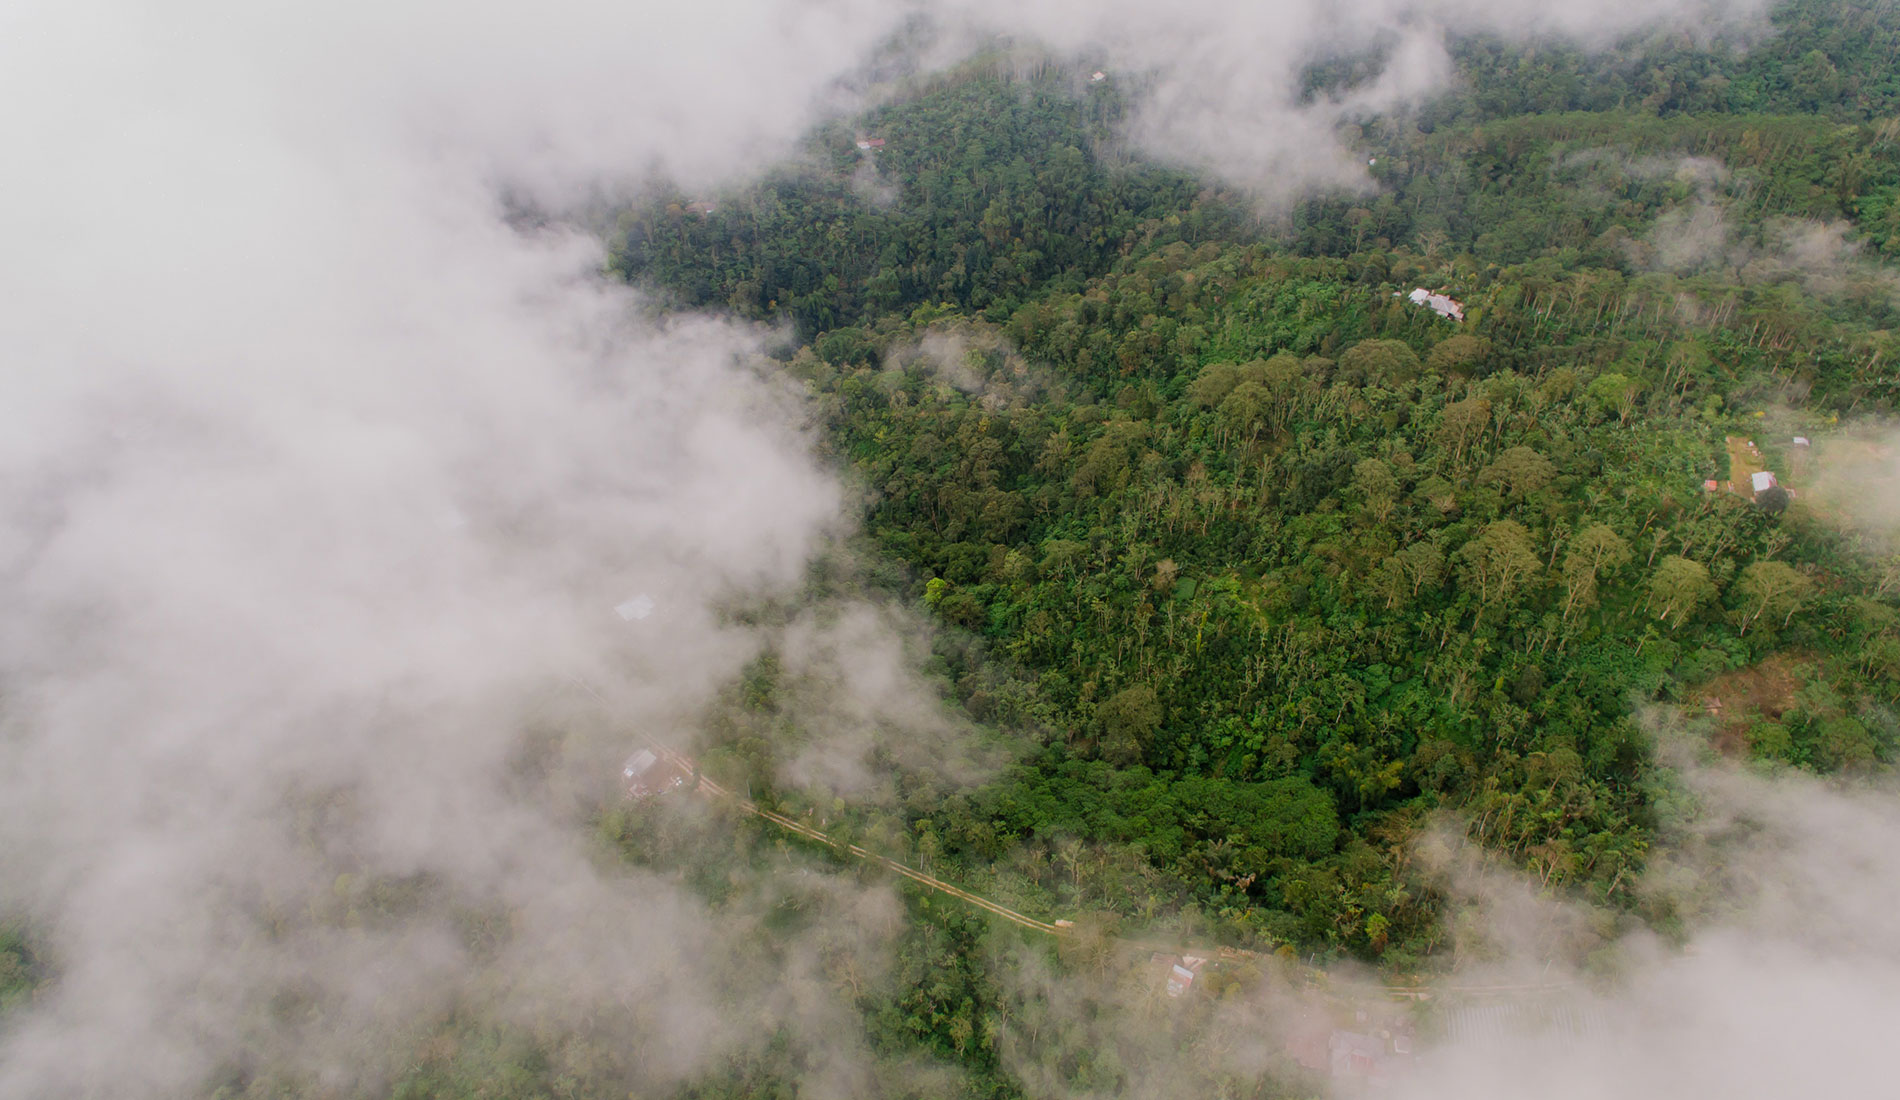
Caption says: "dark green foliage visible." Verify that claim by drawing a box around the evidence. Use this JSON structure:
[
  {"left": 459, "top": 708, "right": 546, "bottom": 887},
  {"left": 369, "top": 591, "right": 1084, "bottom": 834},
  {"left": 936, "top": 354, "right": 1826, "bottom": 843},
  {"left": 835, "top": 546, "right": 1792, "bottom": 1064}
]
[
  {"left": 0, "top": 922, "right": 43, "bottom": 1017},
  {"left": 409, "top": 9, "right": 1900, "bottom": 1097},
  {"left": 610, "top": 66, "right": 1216, "bottom": 337},
  {"left": 630, "top": 25, "right": 1900, "bottom": 983}
]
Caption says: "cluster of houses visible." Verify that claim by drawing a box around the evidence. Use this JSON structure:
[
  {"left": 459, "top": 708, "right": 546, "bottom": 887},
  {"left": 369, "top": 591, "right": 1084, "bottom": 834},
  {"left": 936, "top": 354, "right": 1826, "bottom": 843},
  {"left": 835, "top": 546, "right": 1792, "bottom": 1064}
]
[
  {"left": 607, "top": 591, "right": 693, "bottom": 799},
  {"left": 1325, "top": 1027, "right": 1414, "bottom": 1086},
  {"left": 614, "top": 593, "right": 657, "bottom": 622},
  {"left": 1153, "top": 955, "right": 1419, "bottom": 1085},
  {"left": 1284, "top": 997, "right": 1600, "bottom": 1089}
]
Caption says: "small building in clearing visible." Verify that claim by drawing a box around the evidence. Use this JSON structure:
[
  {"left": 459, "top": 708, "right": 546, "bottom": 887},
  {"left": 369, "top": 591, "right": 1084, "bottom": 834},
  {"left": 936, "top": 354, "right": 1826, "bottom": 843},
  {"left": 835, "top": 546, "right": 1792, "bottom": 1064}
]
[
  {"left": 855, "top": 137, "right": 886, "bottom": 151},
  {"left": 1407, "top": 287, "right": 1465, "bottom": 321},
  {"left": 623, "top": 749, "right": 689, "bottom": 798},
  {"left": 1150, "top": 952, "right": 1205, "bottom": 998},
  {"left": 1751, "top": 470, "right": 1778, "bottom": 495}
]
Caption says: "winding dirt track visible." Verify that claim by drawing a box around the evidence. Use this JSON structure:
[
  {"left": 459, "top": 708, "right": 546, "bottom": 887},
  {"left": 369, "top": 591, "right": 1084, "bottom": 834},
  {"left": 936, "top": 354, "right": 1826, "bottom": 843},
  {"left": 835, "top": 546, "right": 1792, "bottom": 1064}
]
[{"left": 578, "top": 679, "right": 1572, "bottom": 999}]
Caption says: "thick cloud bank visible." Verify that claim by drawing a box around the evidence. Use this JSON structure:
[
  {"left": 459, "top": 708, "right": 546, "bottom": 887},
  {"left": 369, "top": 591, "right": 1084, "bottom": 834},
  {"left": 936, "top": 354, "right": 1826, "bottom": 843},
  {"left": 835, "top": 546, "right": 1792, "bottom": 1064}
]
[{"left": 0, "top": 1, "right": 909, "bottom": 1095}]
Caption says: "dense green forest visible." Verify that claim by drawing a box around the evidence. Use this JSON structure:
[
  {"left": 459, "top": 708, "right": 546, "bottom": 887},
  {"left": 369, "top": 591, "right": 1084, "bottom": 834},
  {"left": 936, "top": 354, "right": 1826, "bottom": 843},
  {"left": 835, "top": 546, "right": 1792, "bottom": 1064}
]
[
  {"left": 601, "top": 4, "right": 1900, "bottom": 1094},
  {"left": 27, "top": 3, "right": 1893, "bottom": 1098},
  {"left": 614, "top": 0, "right": 1900, "bottom": 943}
]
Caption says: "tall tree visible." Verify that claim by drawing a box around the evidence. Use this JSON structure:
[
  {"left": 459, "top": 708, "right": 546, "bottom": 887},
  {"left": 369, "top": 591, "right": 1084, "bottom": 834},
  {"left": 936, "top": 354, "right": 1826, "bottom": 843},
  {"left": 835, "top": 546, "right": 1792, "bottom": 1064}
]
[
  {"left": 1459, "top": 521, "right": 1541, "bottom": 607},
  {"left": 1479, "top": 445, "right": 1557, "bottom": 500},
  {"left": 1733, "top": 560, "right": 1814, "bottom": 635},
  {"left": 1561, "top": 523, "right": 1632, "bottom": 620},
  {"left": 1648, "top": 556, "right": 1716, "bottom": 628}
]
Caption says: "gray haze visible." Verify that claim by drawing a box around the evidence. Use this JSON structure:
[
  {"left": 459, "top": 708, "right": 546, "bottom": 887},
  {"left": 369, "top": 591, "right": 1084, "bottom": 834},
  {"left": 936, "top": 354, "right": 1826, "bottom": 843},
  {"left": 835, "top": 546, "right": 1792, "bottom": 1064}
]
[
  {"left": 0, "top": 0, "right": 1846, "bottom": 1098},
  {"left": 941, "top": 0, "right": 1772, "bottom": 204},
  {"left": 1623, "top": 156, "right": 1900, "bottom": 307}
]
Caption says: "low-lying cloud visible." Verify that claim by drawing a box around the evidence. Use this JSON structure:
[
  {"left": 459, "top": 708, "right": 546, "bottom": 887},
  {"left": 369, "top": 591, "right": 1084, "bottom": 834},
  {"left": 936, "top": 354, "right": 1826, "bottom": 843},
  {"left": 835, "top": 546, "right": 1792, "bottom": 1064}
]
[
  {"left": 937, "top": 0, "right": 1773, "bottom": 205},
  {"left": 1, "top": 1, "right": 915, "bottom": 1094},
  {"left": 1618, "top": 155, "right": 1900, "bottom": 309},
  {"left": 1391, "top": 742, "right": 1900, "bottom": 1100}
]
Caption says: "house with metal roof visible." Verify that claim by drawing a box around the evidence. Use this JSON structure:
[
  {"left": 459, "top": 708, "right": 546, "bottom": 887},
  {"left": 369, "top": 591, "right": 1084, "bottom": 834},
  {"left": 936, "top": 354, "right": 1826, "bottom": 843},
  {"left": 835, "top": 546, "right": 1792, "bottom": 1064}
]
[
  {"left": 1407, "top": 287, "right": 1465, "bottom": 321},
  {"left": 623, "top": 749, "right": 688, "bottom": 798}
]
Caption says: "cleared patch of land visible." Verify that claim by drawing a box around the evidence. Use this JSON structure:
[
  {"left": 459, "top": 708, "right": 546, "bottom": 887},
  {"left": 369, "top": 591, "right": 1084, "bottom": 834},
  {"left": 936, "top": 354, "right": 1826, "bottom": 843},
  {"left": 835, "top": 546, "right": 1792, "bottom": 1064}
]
[
  {"left": 1723, "top": 434, "right": 1767, "bottom": 501},
  {"left": 1694, "top": 653, "right": 1811, "bottom": 755}
]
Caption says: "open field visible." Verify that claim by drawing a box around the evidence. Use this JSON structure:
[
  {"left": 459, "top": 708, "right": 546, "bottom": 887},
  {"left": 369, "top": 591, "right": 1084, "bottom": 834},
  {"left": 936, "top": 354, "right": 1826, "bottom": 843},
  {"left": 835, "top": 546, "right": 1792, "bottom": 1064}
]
[{"left": 1724, "top": 434, "right": 1767, "bottom": 500}]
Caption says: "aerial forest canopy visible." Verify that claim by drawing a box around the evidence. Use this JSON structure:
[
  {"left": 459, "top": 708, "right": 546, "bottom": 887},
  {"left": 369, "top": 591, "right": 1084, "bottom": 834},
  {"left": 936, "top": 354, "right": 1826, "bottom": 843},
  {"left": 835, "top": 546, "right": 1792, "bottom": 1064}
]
[
  {"left": 612, "top": 0, "right": 1900, "bottom": 974},
  {"left": 219, "top": 2, "right": 1900, "bottom": 1096}
]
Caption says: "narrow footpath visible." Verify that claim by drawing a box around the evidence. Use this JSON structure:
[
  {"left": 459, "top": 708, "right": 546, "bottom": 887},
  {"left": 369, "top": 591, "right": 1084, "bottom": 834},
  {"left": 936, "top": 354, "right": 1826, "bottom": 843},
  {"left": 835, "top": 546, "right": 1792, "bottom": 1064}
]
[{"left": 577, "top": 678, "right": 1572, "bottom": 1000}]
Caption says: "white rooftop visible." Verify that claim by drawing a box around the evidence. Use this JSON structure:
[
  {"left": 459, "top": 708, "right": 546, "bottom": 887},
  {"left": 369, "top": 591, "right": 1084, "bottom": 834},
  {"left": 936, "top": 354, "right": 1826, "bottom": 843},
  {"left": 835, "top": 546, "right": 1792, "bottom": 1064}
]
[
  {"left": 614, "top": 593, "right": 657, "bottom": 621},
  {"left": 1408, "top": 287, "right": 1464, "bottom": 321}
]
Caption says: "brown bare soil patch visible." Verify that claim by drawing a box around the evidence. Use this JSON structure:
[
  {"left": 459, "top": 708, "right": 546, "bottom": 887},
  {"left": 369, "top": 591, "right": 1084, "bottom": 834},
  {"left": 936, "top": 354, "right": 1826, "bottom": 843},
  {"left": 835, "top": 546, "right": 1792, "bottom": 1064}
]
[{"left": 1694, "top": 653, "right": 1812, "bottom": 755}]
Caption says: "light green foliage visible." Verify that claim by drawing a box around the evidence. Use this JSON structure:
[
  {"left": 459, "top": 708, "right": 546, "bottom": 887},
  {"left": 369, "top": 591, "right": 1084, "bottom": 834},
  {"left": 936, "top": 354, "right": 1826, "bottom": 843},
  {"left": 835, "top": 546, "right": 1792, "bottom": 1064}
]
[
  {"left": 1562, "top": 523, "right": 1632, "bottom": 619},
  {"left": 1733, "top": 560, "right": 1815, "bottom": 634},
  {"left": 1338, "top": 338, "right": 1421, "bottom": 386},
  {"left": 1649, "top": 556, "right": 1717, "bottom": 628},
  {"left": 1459, "top": 520, "right": 1542, "bottom": 606},
  {"left": 1352, "top": 457, "right": 1400, "bottom": 521},
  {"left": 1478, "top": 446, "right": 1556, "bottom": 499},
  {"left": 1586, "top": 372, "right": 1641, "bottom": 423},
  {"left": 1098, "top": 684, "right": 1162, "bottom": 765},
  {"left": 1434, "top": 396, "right": 1492, "bottom": 467},
  {"left": 1427, "top": 333, "right": 1491, "bottom": 375},
  {"left": 1185, "top": 361, "right": 1240, "bottom": 408}
]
